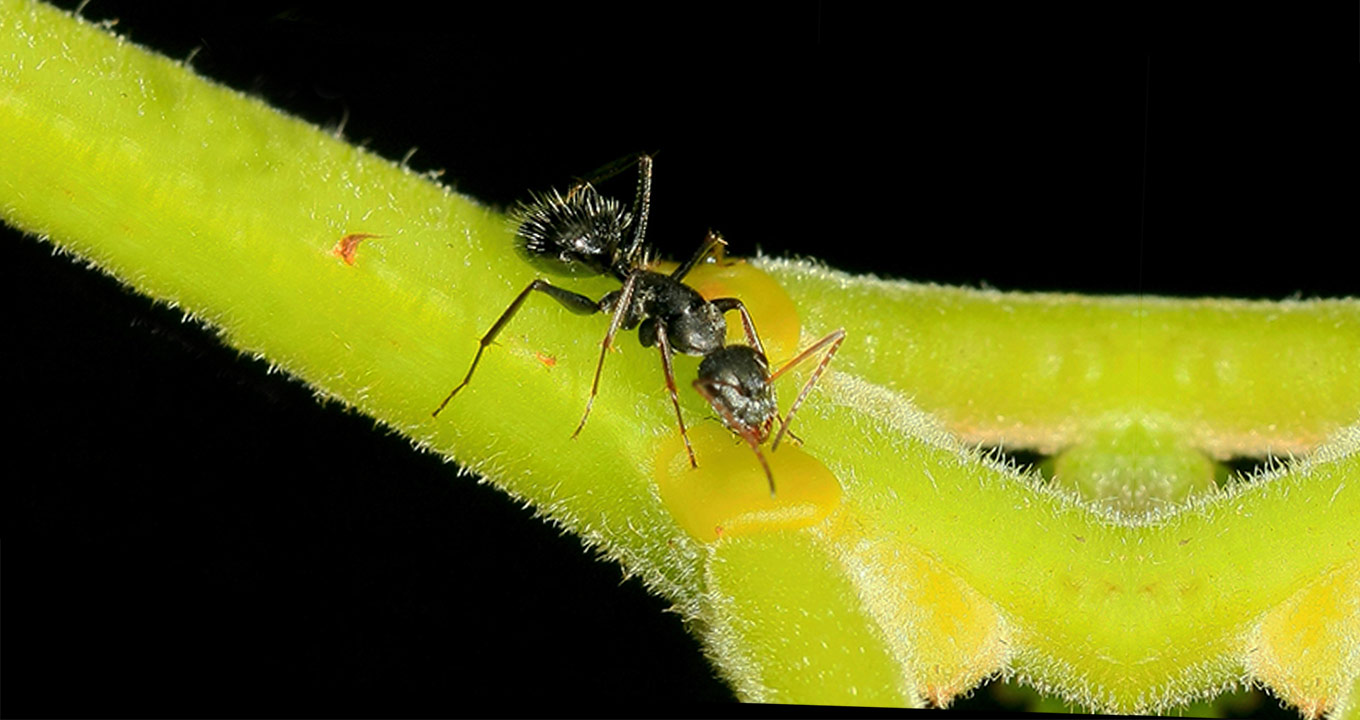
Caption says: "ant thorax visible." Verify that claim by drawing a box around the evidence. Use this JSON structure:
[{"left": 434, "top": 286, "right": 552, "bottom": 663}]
[
  {"left": 696, "top": 346, "right": 778, "bottom": 442},
  {"left": 609, "top": 272, "right": 729, "bottom": 357}
]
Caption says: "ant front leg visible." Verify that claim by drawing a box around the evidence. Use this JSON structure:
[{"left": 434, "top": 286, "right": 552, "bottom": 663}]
[
  {"left": 432, "top": 279, "right": 600, "bottom": 418},
  {"left": 710, "top": 297, "right": 766, "bottom": 358},
  {"left": 572, "top": 272, "right": 640, "bottom": 438},
  {"left": 769, "top": 328, "right": 846, "bottom": 451},
  {"left": 693, "top": 378, "right": 777, "bottom": 497},
  {"left": 654, "top": 320, "right": 698, "bottom": 468}
]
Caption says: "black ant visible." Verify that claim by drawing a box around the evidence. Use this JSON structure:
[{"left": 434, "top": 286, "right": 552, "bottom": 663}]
[{"left": 433, "top": 155, "right": 843, "bottom": 494}]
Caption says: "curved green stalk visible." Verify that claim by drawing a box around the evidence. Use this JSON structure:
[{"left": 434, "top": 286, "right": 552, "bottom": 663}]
[{"left": 3, "top": 2, "right": 1357, "bottom": 715}]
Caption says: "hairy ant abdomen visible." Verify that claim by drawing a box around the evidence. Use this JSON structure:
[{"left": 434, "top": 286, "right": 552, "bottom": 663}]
[
  {"left": 512, "top": 155, "right": 653, "bottom": 280},
  {"left": 515, "top": 186, "right": 632, "bottom": 278}
]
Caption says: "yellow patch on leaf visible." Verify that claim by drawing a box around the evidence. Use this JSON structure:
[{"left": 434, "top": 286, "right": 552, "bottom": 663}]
[
  {"left": 1248, "top": 557, "right": 1360, "bottom": 719},
  {"left": 820, "top": 510, "right": 1010, "bottom": 707}
]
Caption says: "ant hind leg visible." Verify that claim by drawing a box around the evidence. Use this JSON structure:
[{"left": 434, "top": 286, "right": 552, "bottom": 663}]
[{"left": 433, "top": 279, "right": 601, "bottom": 417}]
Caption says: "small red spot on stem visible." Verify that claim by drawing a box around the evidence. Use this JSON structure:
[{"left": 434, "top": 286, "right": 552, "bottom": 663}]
[{"left": 332, "top": 233, "right": 380, "bottom": 266}]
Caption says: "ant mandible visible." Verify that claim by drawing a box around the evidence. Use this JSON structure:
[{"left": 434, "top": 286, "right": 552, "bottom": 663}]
[{"left": 432, "top": 155, "right": 844, "bottom": 495}]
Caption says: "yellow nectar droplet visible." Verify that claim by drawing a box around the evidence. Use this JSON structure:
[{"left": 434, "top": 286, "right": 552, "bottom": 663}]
[{"left": 653, "top": 423, "right": 842, "bottom": 543}]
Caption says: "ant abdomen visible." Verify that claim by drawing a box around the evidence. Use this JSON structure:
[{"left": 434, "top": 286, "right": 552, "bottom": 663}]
[
  {"left": 512, "top": 154, "right": 653, "bottom": 280},
  {"left": 514, "top": 186, "right": 631, "bottom": 278}
]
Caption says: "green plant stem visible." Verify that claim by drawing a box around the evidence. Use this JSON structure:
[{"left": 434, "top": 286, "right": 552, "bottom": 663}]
[{"left": 3, "top": 2, "right": 1357, "bottom": 714}]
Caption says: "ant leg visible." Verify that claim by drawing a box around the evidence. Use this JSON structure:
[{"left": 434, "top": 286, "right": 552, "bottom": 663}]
[
  {"left": 572, "top": 272, "right": 640, "bottom": 438},
  {"left": 770, "top": 329, "right": 846, "bottom": 451},
  {"left": 433, "top": 280, "right": 601, "bottom": 417},
  {"left": 694, "top": 379, "right": 777, "bottom": 496},
  {"left": 563, "top": 152, "right": 652, "bottom": 207},
  {"left": 670, "top": 229, "right": 727, "bottom": 281},
  {"left": 654, "top": 320, "right": 698, "bottom": 468},
  {"left": 569, "top": 152, "right": 653, "bottom": 192},
  {"left": 618, "top": 154, "right": 653, "bottom": 269},
  {"left": 710, "top": 297, "right": 766, "bottom": 358}
]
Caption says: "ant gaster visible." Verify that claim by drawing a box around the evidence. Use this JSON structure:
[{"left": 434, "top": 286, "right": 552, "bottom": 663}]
[{"left": 433, "top": 155, "right": 842, "bottom": 495}]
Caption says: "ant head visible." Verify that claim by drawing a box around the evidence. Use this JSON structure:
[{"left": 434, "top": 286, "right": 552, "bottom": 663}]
[
  {"left": 513, "top": 185, "right": 632, "bottom": 278},
  {"left": 696, "top": 346, "right": 777, "bottom": 441}
]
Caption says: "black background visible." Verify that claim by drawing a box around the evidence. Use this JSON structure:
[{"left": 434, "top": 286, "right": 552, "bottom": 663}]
[{"left": 4, "top": 1, "right": 1354, "bottom": 716}]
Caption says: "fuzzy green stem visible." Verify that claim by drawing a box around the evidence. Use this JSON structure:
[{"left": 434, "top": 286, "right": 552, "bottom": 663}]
[{"left": 3, "top": 2, "right": 1357, "bottom": 714}]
